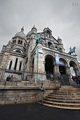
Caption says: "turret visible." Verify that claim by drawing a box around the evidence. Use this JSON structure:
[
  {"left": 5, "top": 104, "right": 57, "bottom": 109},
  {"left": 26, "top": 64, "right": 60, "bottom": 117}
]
[
  {"left": 31, "top": 25, "right": 37, "bottom": 34},
  {"left": 11, "top": 27, "right": 27, "bottom": 53},
  {"left": 57, "top": 37, "right": 62, "bottom": 44},
  {"left": 43, "top": 27, "right": 52, "bottom": 38},
  {"left": 57, "top": 37, "right": 65, "bottom": 52}
]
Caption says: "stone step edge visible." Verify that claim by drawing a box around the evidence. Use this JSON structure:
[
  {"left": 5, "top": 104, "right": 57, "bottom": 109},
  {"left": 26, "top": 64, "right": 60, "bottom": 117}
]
[
  {"left": 52, "top": 90, "right": 80, "bottom": 93},
  {"left": 47, "top": 96, "right": 80, "bottom": 100},
  {"left": 44, "top": 98, "right": 80, "bottom": 103},
  {"left": 49, "top": 94, "right": 80, "bottom": 97},
  {"left": 43, "top": 100, "right": 80, "bottom": 106},
  {"left": 42, "top": 103, "right": 80, "bottom": 110}
]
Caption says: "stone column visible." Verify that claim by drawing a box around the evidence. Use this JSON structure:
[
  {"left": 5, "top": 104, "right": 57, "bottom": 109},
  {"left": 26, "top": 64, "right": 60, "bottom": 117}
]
[
  {"left": 21, "top": 69, "right": 24, "bottom": 81},
  {"left": 66, "top": 66, "right": 71, "bottom": 76},
  {"left": 75, "top": 68, "right": 80, "bottom": 76},
  {"left": 0, "top": 55, "right": 8, "bottom": 81},
  {"left": 34, "top": 53, "right": 37, "bottom": 83},
  {"left": 66, "top": 66, "right": 71, "bottom": 84},
  {"left": 34, "top": 44, "right": 46, "bottom": 83},
  {"left": 0, "top": 66, "right": 5, "bottom": 81},
  {"left": 79, "top": 66, "right": 80, "bottom": 75},
  {"left": 16, "top": 60, "right": 20, "bottom": 71},
  {"left": 54, "top": 64, "right": 59, "bottom": 80},
  {"left": 11, "top": 57, "right": 16, "bottom": 70}
]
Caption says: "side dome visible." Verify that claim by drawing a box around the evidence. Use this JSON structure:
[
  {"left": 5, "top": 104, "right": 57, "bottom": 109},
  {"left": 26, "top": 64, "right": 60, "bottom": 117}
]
[
  {"left": 26, "top": 31, "right": 32, "bottom": 36},
  {"left": 26, "top": 25, "right": 37, "bottom": 36},
  {"left": 14, "top": 27, "right": 26, "bottom": 40}
]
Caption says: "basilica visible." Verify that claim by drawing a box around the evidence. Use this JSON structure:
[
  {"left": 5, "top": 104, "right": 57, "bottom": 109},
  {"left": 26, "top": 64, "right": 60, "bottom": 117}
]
[
  {"left": 0, "top": 26, "right": 80, "bottom": 108},
  {"left": 0, "top": 26, "right": 80, "bottom": 84}
]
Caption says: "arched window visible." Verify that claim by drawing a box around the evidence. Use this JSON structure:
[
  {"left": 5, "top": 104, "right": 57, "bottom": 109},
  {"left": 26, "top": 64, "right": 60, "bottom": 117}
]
[
  {"left": 47, "top": 31, "right": 50, "bottom": 38},
  {"left": 55, "top": 46, "right": 57, "bottom": 50},
  {"left": 9, "top": 61, "right": 12, "bottom": 70},
  {"left": 16, "top": 50, "right": 21, "bottom": 53},
  {"left": 48, "top": 42, "right": 52, "bottom": 48},
  {"left": 14, "top": 58, "right": 18, "bottom": 70},
  {"left": 60, "top": 47, "right": 62, "bottom": 51},
  {"left": 20, "top": 41, "right": 22, "bottom": 44},
  {"left": 13, "top": 40, "right": 16, "bottom": 44},
  {"left": 18, "top": 40, "right": 22, "bottom": 44},
  {"left": 13, "top": 49, "right": 23, "bottom": 53},
  {"left": 18, "top": 40, "right": 20, "bottom": 44},
  {"left": 32, "top": 58, "right": 34, "bottom": 72}
]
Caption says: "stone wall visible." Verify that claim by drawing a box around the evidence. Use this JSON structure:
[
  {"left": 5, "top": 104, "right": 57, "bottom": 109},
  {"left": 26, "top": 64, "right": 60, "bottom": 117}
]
[
  {"left": 0, "top": 89, "right": 53, "bottom": 105},
  {"left": 0, "top": 81, "right": 60, "bottom": 105}
]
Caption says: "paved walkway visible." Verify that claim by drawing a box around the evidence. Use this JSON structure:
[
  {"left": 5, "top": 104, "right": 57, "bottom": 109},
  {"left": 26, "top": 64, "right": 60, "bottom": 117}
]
[{"left": 0, "top": 103, "right": 80, "bottom": 120}]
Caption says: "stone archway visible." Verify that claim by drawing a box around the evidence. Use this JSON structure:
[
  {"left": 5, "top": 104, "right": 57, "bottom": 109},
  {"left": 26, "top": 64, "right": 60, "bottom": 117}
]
[
  {"left": 59, "top": 58, "right": 70, "bottom": 85},
  {"left": 45, "top": 55, "right": 55, "bottom": 79},
  {"left": 59, "top": 58, "right": 67, "bottom": 75},
  {"left": 69, "top": 61, "right": 77, "bottom": 76}
]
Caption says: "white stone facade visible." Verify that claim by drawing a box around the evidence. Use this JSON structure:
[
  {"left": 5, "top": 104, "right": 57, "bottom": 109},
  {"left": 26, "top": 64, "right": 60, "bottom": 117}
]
[{"left": 0, "top": 26, "right": 80, "bottom": 84}]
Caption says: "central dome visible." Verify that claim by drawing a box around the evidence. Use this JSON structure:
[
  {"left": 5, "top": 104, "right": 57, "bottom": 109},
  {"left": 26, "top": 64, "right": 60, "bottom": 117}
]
[{"left": 14, "top": 27, "right": 26, "bottom": 40}]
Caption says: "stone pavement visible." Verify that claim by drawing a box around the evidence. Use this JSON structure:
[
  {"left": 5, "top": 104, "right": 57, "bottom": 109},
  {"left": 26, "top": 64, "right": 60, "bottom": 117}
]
[{"left": 0, "top": 103, "right": 80, "bottom": 120}]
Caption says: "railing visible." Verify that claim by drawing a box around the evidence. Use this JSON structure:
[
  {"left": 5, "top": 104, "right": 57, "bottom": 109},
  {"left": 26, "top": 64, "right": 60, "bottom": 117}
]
[
  {"left": 0, "top": 68, "right": 73, "bottom": 86},
  {"left": 0, "top": 68, "right": 57, "bottom": 82}
]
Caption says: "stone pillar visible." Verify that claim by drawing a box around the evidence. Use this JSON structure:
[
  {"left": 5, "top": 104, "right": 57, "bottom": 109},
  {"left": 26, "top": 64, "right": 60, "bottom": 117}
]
[
  {"left": 79, "top": 65, "right": 80, "bottom": 75},
  {"left": 16, "top": 60, "right": 20, "bottom": 71},
  {"left": 0, "top": 54, "right": 9, "bottom": 81},
  {"left": 54, "top": 64, "right": 59, "bottom": 80},
  {"left": 34, "top": 44, "right": 46, "bottom": 83},
  {"left": 11, "top": 57, "right": 15, "bottom": 70},
  {"left": 21, "top": 69, "right": 24, "bottom": 81},
  {"left": 34, "top": 53, "right": 37, "bottom": 83},
  {"left": 66, "top": 66, "right": 71, "bottom": 76},
  {"left": 75, "top": 68, "right": 80, "bottom": 76},
  {"left": 66, "top": 66, "right": 71, "bottom": 84},
  {"left": 0, "top": 67, "right": 5, "bottom": 81}
]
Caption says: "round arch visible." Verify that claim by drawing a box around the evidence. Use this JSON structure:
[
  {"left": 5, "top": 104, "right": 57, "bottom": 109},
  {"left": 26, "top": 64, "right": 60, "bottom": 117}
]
[
  {"left": 59, "top": 58, "right": 68, "bottom": 75},
  {"left": 69, "top": 61, "right": 77, "bottom": 76},
  {"left": 44, "top": 53, "right": 55, "bottom": 59},
  {"left": 45, "top": 55, "right": 55, "bottom": 75}
]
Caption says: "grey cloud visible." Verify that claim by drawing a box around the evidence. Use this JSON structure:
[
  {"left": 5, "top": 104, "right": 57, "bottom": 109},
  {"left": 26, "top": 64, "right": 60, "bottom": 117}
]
[{"left": 0, "top": 0, "right": 80, "bottom": 59}]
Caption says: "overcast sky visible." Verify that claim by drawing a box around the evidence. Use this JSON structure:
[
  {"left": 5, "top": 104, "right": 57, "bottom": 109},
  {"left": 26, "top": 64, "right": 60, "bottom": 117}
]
[{"left": 0, "top": 0, "right": 80, "bottom": 59}]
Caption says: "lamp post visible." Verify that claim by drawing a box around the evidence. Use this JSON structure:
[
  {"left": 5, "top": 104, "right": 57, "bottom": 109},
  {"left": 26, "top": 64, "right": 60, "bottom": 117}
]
[
  {"left": 35, "top": 33, "right": 42, "bottom": 82},
  {"left": 36, "top": 46, "right": 38, "bottom": 81}
]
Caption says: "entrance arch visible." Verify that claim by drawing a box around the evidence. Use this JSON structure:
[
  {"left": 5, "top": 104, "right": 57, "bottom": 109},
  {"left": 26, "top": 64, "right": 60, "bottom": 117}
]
[
  {"left": 69, "top": 61, "right": 77, "bottom": 76},
  {"left": 59, "top": 58, "right": 67, "bottom": 75},
  {"left": 45, "top": 55, "right": 55, "bottom": 75},
  {"left": 59, "top": 58, "right": 70, "bottom": 85}
]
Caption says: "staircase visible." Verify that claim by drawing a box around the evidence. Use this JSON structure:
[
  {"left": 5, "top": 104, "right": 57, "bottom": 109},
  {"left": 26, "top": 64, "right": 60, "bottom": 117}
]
[
  {"left": 60, "top": 75, "right": 70, "bottom": 85},
  {"left": 40, "top": 86, "right": 80, "bottom": 110}
]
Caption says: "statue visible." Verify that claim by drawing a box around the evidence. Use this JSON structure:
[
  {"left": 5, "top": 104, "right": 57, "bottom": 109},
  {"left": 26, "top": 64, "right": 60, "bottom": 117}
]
[
  {"left": 36, "top": 33, "right": 42, "bottom": 45},
  {"left": 68, "top": 47, "right": 76, "bottom": 55}
]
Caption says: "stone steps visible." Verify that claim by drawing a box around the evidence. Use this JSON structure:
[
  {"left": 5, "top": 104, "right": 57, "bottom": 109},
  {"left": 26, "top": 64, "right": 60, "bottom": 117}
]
[
  {"left": 39, "top": 85, "right": 80, "bottom": 110},
  {"left": 44, "top": 98, "right": 80, "bottom": 103},
  {"left": 47, "top": 96, "right": 80, "bottom": 100},
  {"left": 40, "top": 103, "right": 80, "bottom": 110},
  {"left": 43, "top": 100, "right": 80, "bottom": 106}
]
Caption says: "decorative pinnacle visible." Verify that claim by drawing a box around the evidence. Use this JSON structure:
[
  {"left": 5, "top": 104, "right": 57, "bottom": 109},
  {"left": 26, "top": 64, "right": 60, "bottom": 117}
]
[
  {"left": 32, "top": 25, "right": 37, "bottom": 30},
  {"left": 21, "top": 27, "right": 24, "bottom": 32},
  {"left": 58, "top": 36, "right": 60, "bottom": 39},
  {"left": 33, "top": 25, "right": 35, "bottom": 28}
]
